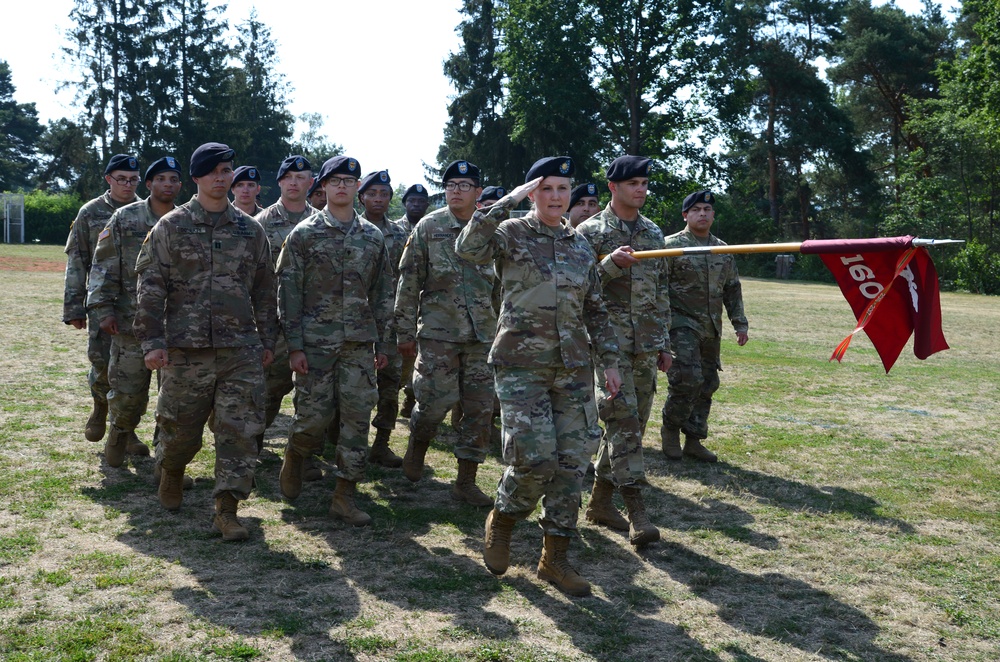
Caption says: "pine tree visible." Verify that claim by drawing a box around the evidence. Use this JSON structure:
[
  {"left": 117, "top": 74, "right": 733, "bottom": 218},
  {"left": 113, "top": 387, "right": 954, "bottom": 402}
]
[{"left": 0, "top": 61, "right": 44, "bottom": 191}]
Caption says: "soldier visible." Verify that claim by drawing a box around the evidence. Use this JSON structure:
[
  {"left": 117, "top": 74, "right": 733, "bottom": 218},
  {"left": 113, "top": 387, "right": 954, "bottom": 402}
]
[
  {"left": 307, "top": 176, "right": 326, "bottom": 211},
  {"left": 87, "top": 156, "right": 182, "bottom": 470},
  {"left": 231, "top": 165, "right": 264, "bottom": 217},
  {"left": 576, "top": 156, "right": 671, "bottom": 548},
  {"left": 456, "top": 156, "right": 622, "bottom": 598},
  {"left": 476, "top": 186, "right": 506, "bottom": 209},
  {"left": 64, "top": 154, "right": 141, "bottom": 443},
  {"left": 659, "top": 190, "right": 749, "bottom": 463},
  {"left": 276, "top": 156, "right": 394, "bottom": 527},
  {"left": 397, "top": 182, "right": 430, "bottom": 418},
  {"left": 357, "top": 170, "right": 407, "bottom": 468},
  {"left": 395, "top": 160, "right": 497, "bottom": 506},
  {"left": 134, "top": 142, "right": 277, "bottom": 541},
  {"left": 567, "top": 182, "right": 601, "bottom": 228},
  {"left": 253, "top": 156, "right": 315, "bottom": 456}
]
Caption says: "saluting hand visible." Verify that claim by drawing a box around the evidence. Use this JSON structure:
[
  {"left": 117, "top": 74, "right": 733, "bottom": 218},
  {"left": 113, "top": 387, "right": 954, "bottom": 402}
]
[{"left": 503, "top": 177, "right": 543, "bottom": 205}]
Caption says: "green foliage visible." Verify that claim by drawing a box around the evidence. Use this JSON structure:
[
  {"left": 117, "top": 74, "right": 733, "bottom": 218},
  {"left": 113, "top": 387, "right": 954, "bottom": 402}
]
[
  {"left": 23, "top": 190, "right": 83, "bottom": 244},
  {"left": 951, "top": 239, "right": 1000, "bottom": 294},
  {"left": 0, "top": 61, "right": 44, "bottom": 192}
]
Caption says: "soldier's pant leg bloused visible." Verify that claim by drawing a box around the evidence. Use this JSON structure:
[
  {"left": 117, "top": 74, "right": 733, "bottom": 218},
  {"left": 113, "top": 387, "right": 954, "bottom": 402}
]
[
  {"left": 263, "top": 332, "right": 293, "bottom": 429},
  {"left": 87, "top": 310, "right": 112, "bottom": 404},
  {"left": 495, "top": 366, "right": 600, "bottom": 537},
  {"left": 662, "top": 327, "right": 721, "bottom": 440},
  {"left": 371, "top": 352, "right": 402, "bottom": 430},
  {"left": 157, "top": 346, "right": 264, "bottom": 499},
  {"left": 107, "top": 334, "right": 152, "bottom": 431},
  {"left": 594, "top": 350, "right": 654, "bottom": 487}
]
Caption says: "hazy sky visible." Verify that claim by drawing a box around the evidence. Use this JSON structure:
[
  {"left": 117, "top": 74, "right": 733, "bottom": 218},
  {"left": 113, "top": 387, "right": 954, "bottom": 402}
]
[{"left": 1, "top": 0, "right": 961, "bottom": 190}]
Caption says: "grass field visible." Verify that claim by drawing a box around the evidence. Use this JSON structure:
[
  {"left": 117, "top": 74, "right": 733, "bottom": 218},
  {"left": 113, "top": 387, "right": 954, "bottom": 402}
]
[{"left": 1, "top": 243, "right": 997, "bottom": 661}]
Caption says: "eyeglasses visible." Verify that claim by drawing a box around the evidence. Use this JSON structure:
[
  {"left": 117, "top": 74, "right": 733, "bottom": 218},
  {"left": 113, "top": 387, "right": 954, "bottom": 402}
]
[
  {"left": 111, "top": 176, "right": 140, "bottom": 186},
  {"left": 325, "top": 176, "right": 357, "bottom": 187},
  {"left": 445, "top": 181, "right": 476, "bottom": 192}
]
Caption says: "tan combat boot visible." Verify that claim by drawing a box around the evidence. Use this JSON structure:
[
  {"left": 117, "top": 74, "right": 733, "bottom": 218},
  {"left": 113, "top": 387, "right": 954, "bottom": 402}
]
[
  {"left": 683, "top": 436, "right": 717, "bottom": 463},
  {"left": 620, "top": 485, "right": 660, "bottom": 548},
  {"left": 661, "top": 425, "right": 682, "bottom": 461},
  {"left": 213, "top": 492, "right": 249, "bottom": 541},
  {"left": 584, "top": 477, "right": 629, "bottom": 531},
  {"left": 483, "top": 508, "right": 516, "bottom": 575},
  {"left": 537, "top": 534, "right": 591, "bottom": 597},
  {"left": 329, "top": 479, "right": 372, "bottom": 527},
  {"left": 402, "top": 433, "right": 431, "bottom": 482},
  {"left": 279, "top": 445, "right": 304, "bottom": 500},
  {"left": 158, "top": 467, "right": 186, "bottom": 511},
  {"left": 85, "top": 397, "right": 108, "bottom": 441},
  {"left": 153, "top": 462, "right": 193, "bottom": 489},
  {"left": 124, "top": 430, "right": 149, "bottom": 457},
  {"left": 452, "top": 459, "right": 493, "bottom": 506},
  {"left": 303, "top": 455, "right": 323, "bottom": 482},
  {"left": 104, "top": 426, "right": 127, "bottom": 468},
  {"left": 368, "top": 428, "right": 403, "bottom": 468}
]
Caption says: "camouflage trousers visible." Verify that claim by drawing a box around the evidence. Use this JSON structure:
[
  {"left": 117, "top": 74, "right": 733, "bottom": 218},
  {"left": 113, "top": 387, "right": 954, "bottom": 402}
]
[
  {"left": 107, "top": 334, "right": 152, "bottom": 431},
  {"left": 400, "top": 353, "right": 416, "bottom": 403},
  {"left": 264, "top": 332, "right": 293, "bottom": 428},
  {"left": 87, "top": 310, "right": 112, "bottom": 403},
  {"left": 411, "top": 338, "right": 492, "bottom": 463},
  {"left": 155, "top": 346, "right": 264, "bottom": 499},
  {"left": 594, "top": 350, "right": 657, "bottom": 487},
  {"left": 661, "top": 327, "right": 722, "bottom": 440},
  {"left": 494, "top": 365, "right": 601, "bottom": 537},
  {"left": 287, "top": 343, "right": 377, "bottom": 483},
  {"left": 371, "top": 352, "right": 402, "bottom": 431}
]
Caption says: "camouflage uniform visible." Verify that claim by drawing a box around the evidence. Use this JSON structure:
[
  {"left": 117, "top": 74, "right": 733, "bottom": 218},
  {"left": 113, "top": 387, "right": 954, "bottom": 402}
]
[
  {"left": 254, "top": 200, "right": 315, "bottom": 430},
  {"left": 577, "top": 205, "right": 671, "bottom": 487},
  {"left": 365, "top": 214, "right": 411, "bottom": 431},
  {"left": 63, "top": 191, "right": 139, "bottom": 406},
  {"left": 456, "top": 205, "right": 619, "bottom": 537},
  {"left": 660, "top": 226, "right": 748, "bottom": 440},
  {"left": 133, "top": 198, "right": 276, "bottom": 499},
  {"left": 86, "top": 199, "right": 164, "bottom": 433},
  {"left": 395, "top": 206, "right": 496, "bottom": 460},
  {"left": 394, "top": 214, "right": 417, "bottom": 407},
  {"left": 276, "top": 209, "right": 394, "bottom": 483}
]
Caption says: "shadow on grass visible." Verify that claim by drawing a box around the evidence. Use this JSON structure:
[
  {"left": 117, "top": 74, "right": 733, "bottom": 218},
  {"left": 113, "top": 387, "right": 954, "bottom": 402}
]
[
  {"left": 646, "top": 541, "right": 914, "bottom": 661},
  {"left": 82, "top": 452, "right": 362, "bottom": 661}
]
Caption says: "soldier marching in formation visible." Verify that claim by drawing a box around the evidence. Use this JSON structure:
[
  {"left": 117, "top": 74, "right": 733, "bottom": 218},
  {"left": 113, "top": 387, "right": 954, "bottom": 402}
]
[{"left": 65, "top": 139, "right": 748, "bottom": 596}]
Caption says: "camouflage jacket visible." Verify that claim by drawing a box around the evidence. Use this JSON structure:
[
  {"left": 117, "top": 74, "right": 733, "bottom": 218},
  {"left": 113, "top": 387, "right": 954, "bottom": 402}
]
[
  {"left": 663, "top": 226, "right": 748, "bottom": 338},
  {"left": 577, "top": 204, "right": 671, "bottom": 354},
  {"left": 395, "top": 206, "right": 497, "bottom": 346},
  {"left": 254, "top": 199, "right": 316, "bottom": 270},
  {"left": 455, "top": 205, "right": 619, "bottom": 371},
  {"left": 363, "top": 213, "right": 410, "bottom": 282},
  {"left": 63, "top": 191, "right": 139, "bottom": 322},
  {"left": 133, "top": 197, "right": 277, "bottom": 354},
  {"left": 276, "top": 209, "right": 394, "bottom": 357},
  {"left": 86, "top": 199, "right": 167, "bottom": 335}
]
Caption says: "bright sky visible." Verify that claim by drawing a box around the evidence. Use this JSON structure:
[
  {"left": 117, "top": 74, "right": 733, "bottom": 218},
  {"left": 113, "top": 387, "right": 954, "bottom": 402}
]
[{"left": 1, "top": 0, "right": 961, "bottom": 191}]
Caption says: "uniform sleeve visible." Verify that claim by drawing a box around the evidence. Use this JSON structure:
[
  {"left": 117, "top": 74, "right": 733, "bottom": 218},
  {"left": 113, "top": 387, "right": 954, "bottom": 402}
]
[
  {"left": 656, "top": 257, "right": 672, "bottom": 352},
  {"left": 454, "top": 204, "right": 511, "bottom": 265},
  {"left": 133, "top": 223, "right": 169, "bottom": 353},
  {"left": 370, "top": 243, "right": 396, "bottom": 356},
  {"left": 583, "top": 263, "right": 619, "bottom": 372},
  {"left": 276, "top": 231, "right": 305, "bottom": 353},
  {"left": 251, "top": 235, "right": 277, "bottom": 352},
  {"left": 393, "top": 224, "right": 427, "bottom": 346},
  {"left": 723, "top": 258, "right": 748, "bottom": 334},
  {"left": 62, "top": 208, "right": 91, "bottom": 322},
  {"left": 85, "top": 216, "right": 121, "bottom": 322}
]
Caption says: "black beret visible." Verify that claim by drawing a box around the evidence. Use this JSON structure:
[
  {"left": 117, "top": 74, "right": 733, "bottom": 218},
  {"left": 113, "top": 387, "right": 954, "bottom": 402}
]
[
  {"left": 317, "top": 156, "right": 362, "bottom": 183},
  {"left": 144, "top": 156, "right": 181, "bottom": 182},
  {"left": 477, "top": 186, "right": 507, "bottom": 203},
  {"left": 190, "top": 142, "right": 235, "bottom": 178},
  {"left": 442, "top": 160, "right": 480, "bottom": 182},
  {"left": 682, "top": 190, "right": 715, "bottom": 212},
  {"left": 525, "top": 156, "right": 574, "bottom": 183},
  {"left": 402, "top": 183, "right": 429, "bottom": 203},
  {"left": 606, "top": 155, "right": 652, "bottom": 182},
  {"left": 358, "top": 170, "right": 392, "bottom": 196},
  {"left": 105, "top": 154, "right": 139, "bottom": 175},
  {"left": 231, "top": 165, "right": 261, "bottom": 187},
  {"left": 277, "top": 155, "right": 311, "bottom": 181},
  {"left": 569, "top": 182, "right": 600, "bottom": 209}
]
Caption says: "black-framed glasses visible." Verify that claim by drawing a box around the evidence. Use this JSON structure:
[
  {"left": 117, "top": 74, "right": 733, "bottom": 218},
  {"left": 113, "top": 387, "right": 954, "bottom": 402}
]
[
  {"left": 111, "top": 176, "right": 140, "bottom": 186},
  {"left": 445, "top": 181, "right": 476, "bottom": 192},
  {"left": 326, "top": 176, "right": 358, "bottom": 187}
]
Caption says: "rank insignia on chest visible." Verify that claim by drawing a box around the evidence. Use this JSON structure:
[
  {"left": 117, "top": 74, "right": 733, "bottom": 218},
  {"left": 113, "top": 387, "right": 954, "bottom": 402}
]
[{"left": 213, "top": 240, "right": 223, "bottom": 250}]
